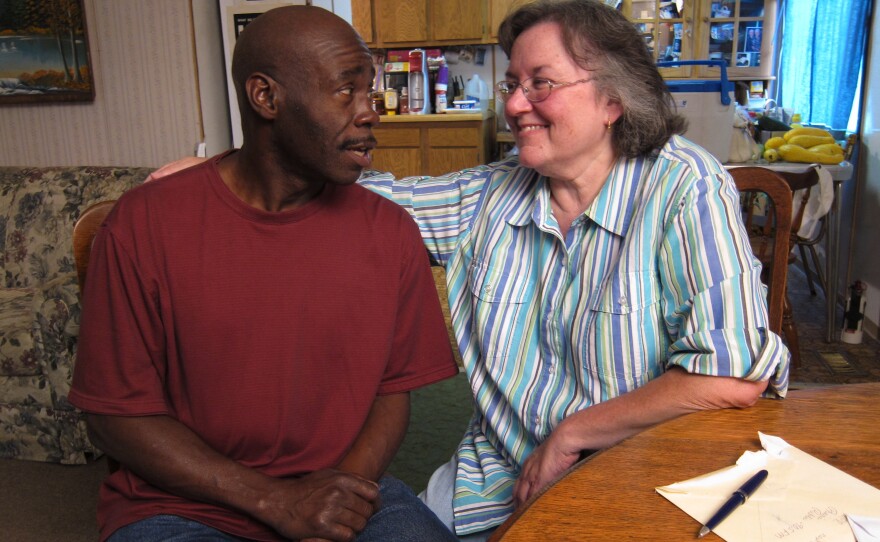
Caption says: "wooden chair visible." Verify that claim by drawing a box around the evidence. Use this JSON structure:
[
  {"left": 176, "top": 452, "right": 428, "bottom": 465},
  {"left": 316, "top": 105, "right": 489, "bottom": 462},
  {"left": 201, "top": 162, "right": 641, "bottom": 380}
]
[
  {"left": 73, "top": 200, "right": 116, "bottom": 293},
  {"left": 774, "top": 167, "right": 823, "bottom": 369},
  {"left": 729, "top": 167, "right": 794, "bottom": 362},
  {"left": 72, "top": 200, "right": 120, "bottom": 472},
  {"left": 780, "top": 166, "right": 824, "bottom": 298}
]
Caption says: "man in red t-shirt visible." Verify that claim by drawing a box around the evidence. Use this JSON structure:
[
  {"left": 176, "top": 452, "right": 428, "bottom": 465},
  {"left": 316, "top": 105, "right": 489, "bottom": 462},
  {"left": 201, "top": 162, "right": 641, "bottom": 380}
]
[{"left": 69, "top": 6, "right": 458, "bottom": 542}]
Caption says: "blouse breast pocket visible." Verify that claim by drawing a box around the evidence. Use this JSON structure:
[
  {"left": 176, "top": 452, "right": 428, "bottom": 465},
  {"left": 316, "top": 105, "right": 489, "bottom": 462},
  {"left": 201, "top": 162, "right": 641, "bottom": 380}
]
[
  {"left": 467, "top": 259, "right": 534, "bottom": 362},
  {"left": 588, "top": 271, "right": 665, "bottom": 390}
]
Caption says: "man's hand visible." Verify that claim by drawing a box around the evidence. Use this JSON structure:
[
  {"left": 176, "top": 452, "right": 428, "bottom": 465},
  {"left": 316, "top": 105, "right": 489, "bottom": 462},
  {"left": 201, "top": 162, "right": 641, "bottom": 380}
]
[
  {"left": 258, "top": 469, "right": 380, "bottom": 542},
  {"left": 85, "top": 414, "right": 381, "bottom": 542}
]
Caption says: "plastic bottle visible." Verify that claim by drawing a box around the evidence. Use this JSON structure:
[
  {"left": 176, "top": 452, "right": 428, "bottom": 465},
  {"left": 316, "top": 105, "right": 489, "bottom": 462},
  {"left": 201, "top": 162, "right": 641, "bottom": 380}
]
[
  {"left": 435, "top": 65, "right": 449, "bottom": 113},
  {"left": 384, "top": 88, "right": 398, "bottom": 115},
  {"left": 465, "top": 74, "right": 488, "bottom": 110}
]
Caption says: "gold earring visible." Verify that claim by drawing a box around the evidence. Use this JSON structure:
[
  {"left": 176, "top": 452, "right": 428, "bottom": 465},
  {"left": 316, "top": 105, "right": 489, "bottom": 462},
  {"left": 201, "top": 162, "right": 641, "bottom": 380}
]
[{"left": 606, "top": 120, "right": 613, "bottom": 130}]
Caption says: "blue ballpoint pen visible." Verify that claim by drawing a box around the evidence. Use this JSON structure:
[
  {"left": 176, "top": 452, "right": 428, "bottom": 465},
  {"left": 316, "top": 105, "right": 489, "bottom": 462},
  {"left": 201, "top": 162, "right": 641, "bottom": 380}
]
[{"left": 697, "top": 469, "right": 769, "bottom": 538}]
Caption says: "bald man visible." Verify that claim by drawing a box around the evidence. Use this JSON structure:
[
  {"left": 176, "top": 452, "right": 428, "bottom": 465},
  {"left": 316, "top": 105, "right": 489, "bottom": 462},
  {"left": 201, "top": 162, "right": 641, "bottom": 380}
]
[{"left": 69, "top": 7, "right": 458, "bottom": 542}]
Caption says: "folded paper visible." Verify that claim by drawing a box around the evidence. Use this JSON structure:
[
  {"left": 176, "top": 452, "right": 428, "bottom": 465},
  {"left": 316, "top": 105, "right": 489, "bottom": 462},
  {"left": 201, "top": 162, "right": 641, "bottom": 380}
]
[
  {"left": 848, "top": 515, "right": 880, "bottom": 542},
  {"left": 656, "top": 432, "right": 880, "bottom": 541}
]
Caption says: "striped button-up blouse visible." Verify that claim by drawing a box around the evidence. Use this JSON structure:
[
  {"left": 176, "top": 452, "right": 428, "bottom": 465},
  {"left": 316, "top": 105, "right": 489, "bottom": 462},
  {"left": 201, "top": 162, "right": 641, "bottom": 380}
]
[{"left": 360, "top": 135, "right": 790, "bottom": 534}]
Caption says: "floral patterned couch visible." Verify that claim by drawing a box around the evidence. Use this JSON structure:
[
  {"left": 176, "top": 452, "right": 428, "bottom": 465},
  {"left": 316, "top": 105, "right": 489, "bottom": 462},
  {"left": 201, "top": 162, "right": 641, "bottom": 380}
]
[{"left": 0, "top": 166, "right": 151, "bottom": 463}]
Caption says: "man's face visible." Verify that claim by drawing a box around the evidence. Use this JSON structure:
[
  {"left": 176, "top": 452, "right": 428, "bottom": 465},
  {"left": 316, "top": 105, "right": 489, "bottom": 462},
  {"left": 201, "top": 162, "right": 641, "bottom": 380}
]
[{"left": 273, "top": 34, "right": 378, "bottom": 187}]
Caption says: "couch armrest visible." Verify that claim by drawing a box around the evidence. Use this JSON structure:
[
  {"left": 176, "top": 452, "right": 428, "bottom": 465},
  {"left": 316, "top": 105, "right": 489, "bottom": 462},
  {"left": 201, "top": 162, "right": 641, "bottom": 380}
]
[{"left": 31, "top": 273, "right": 82, "bottom": 411}]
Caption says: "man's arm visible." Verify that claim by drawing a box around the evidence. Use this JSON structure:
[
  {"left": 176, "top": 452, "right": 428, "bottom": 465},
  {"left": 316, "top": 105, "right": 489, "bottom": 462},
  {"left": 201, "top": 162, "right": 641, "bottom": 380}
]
[
  {"left": 513, "top": 368, "right": 767, "bottom": 505},
  {"left": 336, "top": 392, "right": 410, "bottom": 481},
  {"left": 86, "top": 414, "right": 380, "bottom": 541}
]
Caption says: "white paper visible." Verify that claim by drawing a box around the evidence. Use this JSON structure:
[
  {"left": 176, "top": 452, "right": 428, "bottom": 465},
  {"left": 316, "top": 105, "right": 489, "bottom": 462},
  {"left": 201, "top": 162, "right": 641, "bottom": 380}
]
[
  {"left": 849, "top": 515, "right": 880, "bottom": 542},
  {"left": 656, "top": 433, "right": 880, "bottom": 542}
]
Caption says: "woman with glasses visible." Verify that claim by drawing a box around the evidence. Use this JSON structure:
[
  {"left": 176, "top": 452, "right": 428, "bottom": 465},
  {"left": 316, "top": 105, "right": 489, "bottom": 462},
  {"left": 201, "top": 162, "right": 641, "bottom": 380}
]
[{"left": 362, "top": 1, "right": 789, "bottom": 539}]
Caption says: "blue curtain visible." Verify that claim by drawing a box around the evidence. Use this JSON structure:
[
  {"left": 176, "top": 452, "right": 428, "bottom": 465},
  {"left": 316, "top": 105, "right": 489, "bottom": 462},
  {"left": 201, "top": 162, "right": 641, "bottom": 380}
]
[{"left": 775, "top": 0, "right": 872, "bottom": 129}]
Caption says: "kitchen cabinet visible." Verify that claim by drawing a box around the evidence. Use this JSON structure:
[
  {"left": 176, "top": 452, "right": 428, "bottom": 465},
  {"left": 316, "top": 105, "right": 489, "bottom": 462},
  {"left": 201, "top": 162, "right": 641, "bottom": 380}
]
[
  {"left": 358, "top": 0, "right": 485, "bottom": 48},
  {"left": 351, "top": 0, "right": 374, "bottom": 45},
  {"left": 621, "top": 0, "right": 694, "bottom": 78},
  {"left": 620, "top": 0, "right": 777, "bottom": 80},
  {"left": 371, "top": 113, "right": 495, "bottom": 178},
  {"left": 694, "top": 0, "right": 777, "bottom": 79},
  {"left": 375, "top": 0, "right": 428, "bottom": 43},
  {"left": 488, "top": 0, "right": 531, "bottom": 41},
  {"left": 431, "top": 0, "right": 484, "bottom": 42}
]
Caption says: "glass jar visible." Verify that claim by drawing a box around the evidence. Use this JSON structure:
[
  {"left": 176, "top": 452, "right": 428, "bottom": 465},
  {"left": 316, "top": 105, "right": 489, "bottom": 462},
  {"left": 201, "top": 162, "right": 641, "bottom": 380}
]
[
  {"left": 399, "top": 87, "right": 409, "bottom": 114},
  {"left": 371, "top": 92, "right": 386, "bottom": 115}
]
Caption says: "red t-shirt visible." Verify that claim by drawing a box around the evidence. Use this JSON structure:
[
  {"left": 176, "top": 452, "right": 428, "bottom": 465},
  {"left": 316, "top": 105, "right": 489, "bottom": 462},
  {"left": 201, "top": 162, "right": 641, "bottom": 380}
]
[{"left": 69, "top": 155, "right": 458, "bottom": 540}]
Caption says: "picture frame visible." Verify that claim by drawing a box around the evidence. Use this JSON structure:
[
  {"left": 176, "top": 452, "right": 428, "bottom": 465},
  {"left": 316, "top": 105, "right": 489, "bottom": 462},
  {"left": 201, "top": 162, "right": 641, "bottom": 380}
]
[
  {"left": 744, "top": 26, "right": 762, "bottom": 53},
  {"left": 0, "top": 0, "right": 95, "bottom": 105}
]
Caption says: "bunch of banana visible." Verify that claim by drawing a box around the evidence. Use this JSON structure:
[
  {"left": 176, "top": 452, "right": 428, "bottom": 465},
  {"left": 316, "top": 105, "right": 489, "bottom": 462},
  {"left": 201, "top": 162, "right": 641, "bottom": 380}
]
[{"left": 763, "top": 127, "right": 844, "bottom": 164}]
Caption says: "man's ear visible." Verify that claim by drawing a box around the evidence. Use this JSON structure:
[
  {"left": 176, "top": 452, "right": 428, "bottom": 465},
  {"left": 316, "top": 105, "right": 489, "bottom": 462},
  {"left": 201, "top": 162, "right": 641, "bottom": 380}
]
[{"left": 246, "top": 72, "right": 278, "bottom": 120}]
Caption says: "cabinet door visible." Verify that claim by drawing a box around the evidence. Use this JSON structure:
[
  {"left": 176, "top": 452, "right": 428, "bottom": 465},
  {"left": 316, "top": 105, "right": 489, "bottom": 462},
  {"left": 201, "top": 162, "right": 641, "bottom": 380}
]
[
  {"left": 620, "top": 0, "right": 695, "bottom": 78},
  {"left": 427, "top": 125, "right": 482, "bottom": 176},
  {"left": 695, "top": 0, "right": 776, "bottom": 79},
  {"left": 432, "top": 0, "right": 484, "bottom": 42},
  {"left": 375, "top": 0, "right": 428, "bottom": 44},
  {"left": 351, "top": 0, "right": 374, "bottom": 45},
  {"left": 372, "top": 148, "right": 423, "bottom": 178},
  {"left": 428, "top": 148, "right": 480, "bottom": 176},
  {"left": 373, "top": 126, "right": 423, "bottom": 178},
  {"left": 488, "top": 0, "right": 530, "bottom": 41}
]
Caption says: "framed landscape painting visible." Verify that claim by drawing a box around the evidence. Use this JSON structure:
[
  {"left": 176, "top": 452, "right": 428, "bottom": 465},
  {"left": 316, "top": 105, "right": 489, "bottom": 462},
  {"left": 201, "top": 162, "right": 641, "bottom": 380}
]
[{"left": 0, "top": 0, "right": 95, "bottom": 104}]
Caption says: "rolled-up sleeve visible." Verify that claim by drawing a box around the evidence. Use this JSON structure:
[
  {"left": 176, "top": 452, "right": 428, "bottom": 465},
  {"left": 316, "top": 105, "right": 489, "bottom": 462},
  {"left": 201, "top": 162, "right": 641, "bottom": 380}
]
[{"left": 660, "top": 171, "right": 790, "bottom": 397}]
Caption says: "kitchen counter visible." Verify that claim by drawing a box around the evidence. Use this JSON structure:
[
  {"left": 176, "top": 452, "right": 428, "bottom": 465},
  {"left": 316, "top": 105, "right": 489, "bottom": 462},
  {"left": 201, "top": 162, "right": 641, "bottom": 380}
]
[
  {"left": 377, "top": 110, "right": 492, "bottom": 123},
  {"left": 371, "top": 110, "right": 495, "bottom": 178}
]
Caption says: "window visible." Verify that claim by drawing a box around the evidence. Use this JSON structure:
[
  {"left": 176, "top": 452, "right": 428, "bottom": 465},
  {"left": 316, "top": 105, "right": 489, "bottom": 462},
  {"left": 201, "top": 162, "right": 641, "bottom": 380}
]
[{"left": 775, "top": 0, "right": 871, "bottom": 130}]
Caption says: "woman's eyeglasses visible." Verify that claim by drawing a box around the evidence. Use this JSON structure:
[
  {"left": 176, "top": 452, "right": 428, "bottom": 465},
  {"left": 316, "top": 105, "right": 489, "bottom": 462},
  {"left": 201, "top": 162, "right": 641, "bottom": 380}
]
[{"left": 494, "top": 77, "right": 592, "bottom": 103}]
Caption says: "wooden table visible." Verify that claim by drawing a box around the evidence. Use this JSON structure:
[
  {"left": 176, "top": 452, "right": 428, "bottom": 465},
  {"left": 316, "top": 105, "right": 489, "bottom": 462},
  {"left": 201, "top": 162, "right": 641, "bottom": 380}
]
[{"left": 490, "top": 383, "right": 880, "bottom": 541}]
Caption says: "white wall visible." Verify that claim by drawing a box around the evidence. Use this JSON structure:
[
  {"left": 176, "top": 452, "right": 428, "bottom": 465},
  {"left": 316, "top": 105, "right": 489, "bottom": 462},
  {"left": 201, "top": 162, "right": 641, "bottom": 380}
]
[
  {"left": 847, "top": 7, "right": 880, "bottom": 338},
  {"left": 0, "top": 0, "right": 220, "bottom": 168},
  {"left": 193, "top": 0, "right": 234, "bottom": 157}
]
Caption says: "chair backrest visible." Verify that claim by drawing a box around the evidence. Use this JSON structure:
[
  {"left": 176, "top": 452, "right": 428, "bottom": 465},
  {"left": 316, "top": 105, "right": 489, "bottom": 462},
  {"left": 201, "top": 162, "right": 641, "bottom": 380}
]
[
  {"left": 776, "top": 165, "right": 820, "bottom": 244},
  {"left": 729, "top": 167, "right": 793, "bottom": 334},
  {"left": 73, "top": 200, "right": 116, "bottom": 293}
]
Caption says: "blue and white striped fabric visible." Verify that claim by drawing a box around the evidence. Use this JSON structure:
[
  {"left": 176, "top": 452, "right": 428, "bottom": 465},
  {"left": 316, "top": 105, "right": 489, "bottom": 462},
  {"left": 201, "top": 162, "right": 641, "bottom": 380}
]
[{"left": 360, "top": 134, "right": 790, "bottom": 535}]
